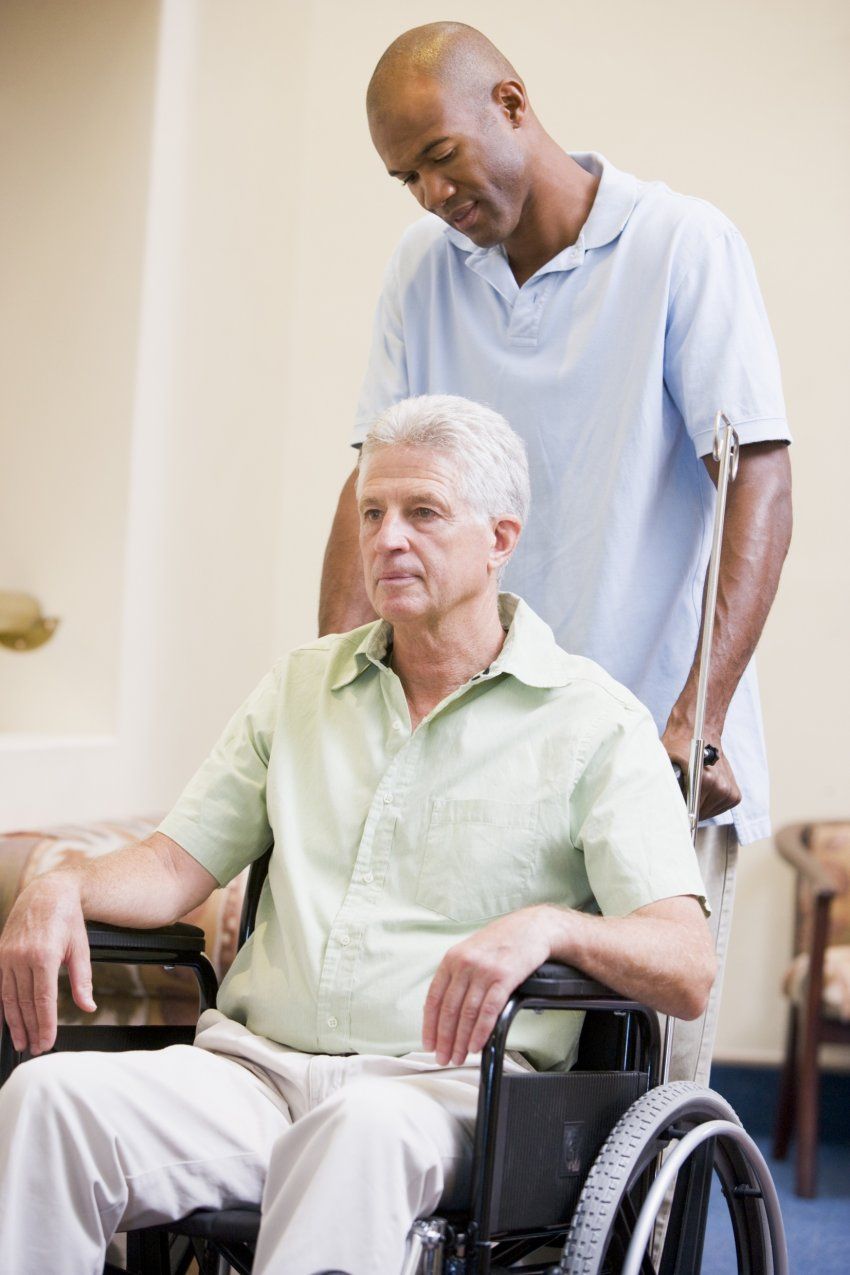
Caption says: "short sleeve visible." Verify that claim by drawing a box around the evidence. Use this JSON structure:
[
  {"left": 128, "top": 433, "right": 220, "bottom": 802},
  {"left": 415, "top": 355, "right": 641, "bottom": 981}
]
[
  {"left": 351, "top": 247, "right": 409, "bottom": 446},
  {"left": 157, "top": 666, "right": 280, "bottom": 885},
  {"left": 572, "top": 701, "right": 708, "bottom": 918},
  {"left": 663, "top": 223, "right": 790, "bottom": 458}
]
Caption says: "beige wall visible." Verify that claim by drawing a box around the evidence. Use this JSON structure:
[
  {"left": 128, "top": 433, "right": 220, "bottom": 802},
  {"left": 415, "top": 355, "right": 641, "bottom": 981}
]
[
  {"left": 0, "top": 0, "right": 159, "bottom": 734},
  {"left": 1, "top": 0, "right": 847, "bottom": 1062}
]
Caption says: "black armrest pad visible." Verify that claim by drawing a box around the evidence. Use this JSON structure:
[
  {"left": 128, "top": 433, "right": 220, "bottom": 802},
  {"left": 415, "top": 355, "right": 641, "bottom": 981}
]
[
  {"left": 516, "top": 962, "right": 622, "bottom": 1000},
  {"left": 85, "top": 920, "right": 206, "bottom": 954}
]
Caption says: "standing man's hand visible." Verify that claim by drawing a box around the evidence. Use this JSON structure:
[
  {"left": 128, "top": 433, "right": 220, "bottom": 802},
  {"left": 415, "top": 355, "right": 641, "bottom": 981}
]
[
  {"left": 422, "top": 907, "right": 553, "bottom": 1065},
  {"left": 0, "top": 875, "right": 95, "bottom": 1056},
  {"left": 661, "top": 720, "right": 741, "bottom": 820}
]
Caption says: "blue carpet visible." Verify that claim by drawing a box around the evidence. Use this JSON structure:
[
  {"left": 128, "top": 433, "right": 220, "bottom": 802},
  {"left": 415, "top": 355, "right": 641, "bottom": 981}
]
[{"left": 701, "top": 1136, "right": 850, "bottom": 1273}]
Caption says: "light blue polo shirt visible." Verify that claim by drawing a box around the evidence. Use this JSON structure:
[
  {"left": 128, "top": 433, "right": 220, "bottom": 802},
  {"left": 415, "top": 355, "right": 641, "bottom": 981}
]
[{"left": 352, "top": 153, "right": 791, "bottom": 844}]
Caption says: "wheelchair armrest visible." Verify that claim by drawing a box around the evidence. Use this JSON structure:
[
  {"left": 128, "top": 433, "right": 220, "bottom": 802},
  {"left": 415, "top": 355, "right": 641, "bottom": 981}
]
[
  {"left": 85, "top": 919, "right": 207, "bottom": 956},
  {"left": 516, "top": 961, "right": 625, "bottom": 1001},
  {"left": 84, "top": 920, "right": 218, "bottom": 1010}
]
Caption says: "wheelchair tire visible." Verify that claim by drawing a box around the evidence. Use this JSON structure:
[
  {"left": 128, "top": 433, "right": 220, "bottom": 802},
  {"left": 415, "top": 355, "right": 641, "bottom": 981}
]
[{"left": 557, "top": 1081, "right": 786, "bottom": 1275}]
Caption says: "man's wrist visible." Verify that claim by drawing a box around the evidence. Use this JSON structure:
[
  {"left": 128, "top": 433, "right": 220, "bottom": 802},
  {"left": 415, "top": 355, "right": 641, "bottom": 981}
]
[
  {"left": 664, "top": 701, "right": 726, "bottom": 746},
  {"left": 536, "top": 903, "right": 576, "bottom": 964},
  {"left": 38, "top": 868, "right": 85, "bottom": 913}
]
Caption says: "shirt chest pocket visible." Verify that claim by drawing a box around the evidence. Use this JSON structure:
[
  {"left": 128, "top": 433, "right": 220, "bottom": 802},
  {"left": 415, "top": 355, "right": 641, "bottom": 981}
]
[{"left": 415, "top": 797, "right": 541, "bottom": 924}]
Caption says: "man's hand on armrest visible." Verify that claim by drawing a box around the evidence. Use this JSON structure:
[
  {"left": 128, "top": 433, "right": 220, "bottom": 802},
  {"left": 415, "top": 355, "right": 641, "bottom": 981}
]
[
  {"left": 422, "top": 908, "right": 556, "bottom": 1066},
  {"left": 422, "top": 896, "right": 715, "bottom": 1067},
  {"left": 0, "top": 832, "right": 217, "bottom": 1057}
]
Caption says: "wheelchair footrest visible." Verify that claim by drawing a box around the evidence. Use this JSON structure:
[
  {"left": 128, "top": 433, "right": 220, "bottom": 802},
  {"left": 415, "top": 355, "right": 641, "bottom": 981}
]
[{"left": 489, "top": 1069, "right": 649, "bottom": 1233}]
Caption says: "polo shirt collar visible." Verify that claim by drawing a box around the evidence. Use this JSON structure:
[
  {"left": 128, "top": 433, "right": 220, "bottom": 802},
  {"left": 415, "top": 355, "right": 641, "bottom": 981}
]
[
  {"left": 330, "top": 594, "right": 572, "bottom": 692},
  {"left": 572, "top": 152, "right": 638, "bottom": 250},
  {"left": 442, "top": 152, "right": 638, "bottom": 263}
]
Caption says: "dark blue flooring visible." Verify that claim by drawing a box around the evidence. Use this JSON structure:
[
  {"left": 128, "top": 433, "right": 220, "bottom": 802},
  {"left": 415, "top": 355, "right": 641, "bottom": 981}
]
[{"left": 701, "top": 1135, "right": 850, "bottom": 1273}]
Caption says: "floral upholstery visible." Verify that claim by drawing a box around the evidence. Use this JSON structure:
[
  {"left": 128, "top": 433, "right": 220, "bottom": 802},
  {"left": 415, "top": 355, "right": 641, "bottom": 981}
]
[
  {"left": 0, "top": 817, "right": 247, "bottom": 1029},
  {"left": 782, "top": 822, "right": 850, "bottom": 1022}
]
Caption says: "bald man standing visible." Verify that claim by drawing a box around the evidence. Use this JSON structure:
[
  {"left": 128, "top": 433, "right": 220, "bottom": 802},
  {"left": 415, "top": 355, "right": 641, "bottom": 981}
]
[{"left": 319, "top": 22, "right": 792, "bottom": 1091}]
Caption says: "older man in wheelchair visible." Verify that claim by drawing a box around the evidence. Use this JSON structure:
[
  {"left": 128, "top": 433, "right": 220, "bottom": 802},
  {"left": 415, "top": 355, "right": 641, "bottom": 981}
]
[{"left": 0, "top": 395, "right": 719, "bottom": 1274}]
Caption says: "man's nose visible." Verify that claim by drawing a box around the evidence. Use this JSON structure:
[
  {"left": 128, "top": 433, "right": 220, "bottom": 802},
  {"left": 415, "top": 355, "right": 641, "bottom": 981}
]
[
  {"left": 419, "top": 171, "right": 457, "bottom": 214},
  {"left": 374, "top": 512, "right": 410, "bottom": 551}
]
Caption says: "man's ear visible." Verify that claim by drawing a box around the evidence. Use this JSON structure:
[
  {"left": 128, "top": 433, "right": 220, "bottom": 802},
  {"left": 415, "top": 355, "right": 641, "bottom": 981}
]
[
  {"left": 489, "top": 516, "right": 522, "bottom": 573},
  {"left": 493, "top": 79, "right": 528, "bottom": 128}
]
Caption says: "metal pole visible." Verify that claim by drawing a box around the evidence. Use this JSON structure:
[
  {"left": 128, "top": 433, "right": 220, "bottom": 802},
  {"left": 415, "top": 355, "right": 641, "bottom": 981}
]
[
  {"left": 686, "top": 411, "right": 740, "bottom": 839},
  {"left": 662, "top": 411, "right": 739, "bottom": 1083}
]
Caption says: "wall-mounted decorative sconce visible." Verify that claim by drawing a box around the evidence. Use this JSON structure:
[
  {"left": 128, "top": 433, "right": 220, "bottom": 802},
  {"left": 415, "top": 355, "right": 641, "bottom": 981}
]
[{"left": 0, "top": 591, "right": 60, "bottom": 652}]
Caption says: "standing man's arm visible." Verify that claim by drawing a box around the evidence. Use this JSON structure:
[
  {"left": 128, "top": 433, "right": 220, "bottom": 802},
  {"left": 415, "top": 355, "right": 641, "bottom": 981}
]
[
  {"left": 319, "top": 232, "right": 412, "bottom": 635},
  {"left": 318, "top": 465, "right": 376, "bottom": 636},
  {"left": 661, "top": 440, "right": 792, "bottom": 817}
]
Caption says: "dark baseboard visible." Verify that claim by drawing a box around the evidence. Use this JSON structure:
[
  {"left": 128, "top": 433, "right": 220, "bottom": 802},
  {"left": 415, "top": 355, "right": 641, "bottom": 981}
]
[{"left": 710, "top": 1062, "right": 850, "bottom": 1143}]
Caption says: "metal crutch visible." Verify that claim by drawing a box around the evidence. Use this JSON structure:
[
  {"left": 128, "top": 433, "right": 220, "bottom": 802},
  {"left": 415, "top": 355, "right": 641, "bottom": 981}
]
[{"left": 661, "top": 408, "right": 740, "bottom": 1082}]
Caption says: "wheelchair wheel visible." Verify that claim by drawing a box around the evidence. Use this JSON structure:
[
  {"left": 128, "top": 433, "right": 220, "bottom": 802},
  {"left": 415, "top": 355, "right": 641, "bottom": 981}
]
[{"left": 556, "top": 1081, "right": 787, "bottom": 1275}]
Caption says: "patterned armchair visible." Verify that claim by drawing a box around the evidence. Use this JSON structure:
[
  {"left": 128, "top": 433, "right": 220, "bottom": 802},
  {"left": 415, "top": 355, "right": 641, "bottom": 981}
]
[
  {"left": 773, "top": 821, "right": 850, "bottom": 1196},
  {"left": 0, "top": 817, "right": 247, "bottom": 1034}
]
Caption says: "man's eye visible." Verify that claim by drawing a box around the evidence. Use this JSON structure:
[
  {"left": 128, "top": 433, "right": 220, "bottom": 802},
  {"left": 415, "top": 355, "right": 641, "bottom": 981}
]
[
  {"left": 413, "top": 507, "right": 437, "bottom": 520},
  {"left": 434, "top": 150, "right": 455, "bottom": 165},
  {"left": 362, "top": 508, "right": 382, "bottom": 522},
  {"left": 400, "top": 173, "right": 417, "bottom": 187}
]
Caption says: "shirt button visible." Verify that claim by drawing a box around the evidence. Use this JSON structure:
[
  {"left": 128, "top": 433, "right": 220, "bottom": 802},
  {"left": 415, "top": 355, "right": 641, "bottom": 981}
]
[
  {"left": 392, "top": 721, "right": 403, "bottom": 732},
  {"left": 383, "top": 793, "right": 393, "bottom": 804},
  {"left": 339, "top": 934, "right": 350, "bottom": 946},
  {"left": 362, "top": 872, "right": 374, "bottom": 884},
  {"left": 327, "top": 1017, "right": 338, "bottom": 1029}
]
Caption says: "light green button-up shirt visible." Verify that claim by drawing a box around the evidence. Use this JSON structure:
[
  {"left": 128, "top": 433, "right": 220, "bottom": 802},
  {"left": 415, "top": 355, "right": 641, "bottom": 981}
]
[{"left": 159, "top": 596, "right": 706, "bottom": 1070}]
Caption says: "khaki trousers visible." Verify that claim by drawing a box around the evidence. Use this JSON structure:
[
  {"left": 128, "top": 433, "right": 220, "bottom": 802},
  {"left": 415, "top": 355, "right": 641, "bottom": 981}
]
[
  {"left": 667, "top": 823, "right": 739, "bottom": 1086},
  {"left": 651, "top": 823, "right": 739, "bottom": 1261},
  {"left": 0, "top": 1010, "right": 533, "bottom": 1275}
]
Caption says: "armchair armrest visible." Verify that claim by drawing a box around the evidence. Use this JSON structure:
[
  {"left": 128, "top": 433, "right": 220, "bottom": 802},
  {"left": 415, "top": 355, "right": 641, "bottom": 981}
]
[{"left": 775, "top": 824, "right": 839, "bottom": 899}]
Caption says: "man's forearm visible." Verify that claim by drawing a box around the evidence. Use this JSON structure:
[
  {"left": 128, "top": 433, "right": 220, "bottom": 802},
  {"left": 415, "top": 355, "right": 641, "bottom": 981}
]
[
  {"left": 663, "top": 442, "right": 792, "bottom": 815},
  {"left": 543, "top": 899, "right": 715, "bottom": 1021},
  {"left": 318, "top": 466, "right": 377, "bottom": 636},
  {"left": 423, "top": 896, "right": 715, "bottom": 1065},
  {"left": 19, "top": 833, "right": 216, "bottom": 937},
  {"left": 671, "top": 442, "right": 792, "bottom": 737},
  {"left": 73, "top": 833, "right": 217, "bottom": 927}
]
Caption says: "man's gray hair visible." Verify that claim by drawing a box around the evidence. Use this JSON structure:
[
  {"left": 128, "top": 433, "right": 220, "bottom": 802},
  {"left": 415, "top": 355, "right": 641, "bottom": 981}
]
[{"left": 358, "top": 395, "right": 531, "bottom": 523}]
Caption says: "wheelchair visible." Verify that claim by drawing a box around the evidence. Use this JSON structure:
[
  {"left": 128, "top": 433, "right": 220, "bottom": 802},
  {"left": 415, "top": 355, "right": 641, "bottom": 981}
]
[{"left": 0, "top": 847, "right": 787, "bottom": 1275}]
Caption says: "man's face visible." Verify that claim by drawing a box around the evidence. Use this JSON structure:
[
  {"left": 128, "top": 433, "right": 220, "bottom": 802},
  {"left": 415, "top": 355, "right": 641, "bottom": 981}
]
[
  {"left": 358, "top": 445, "right": 499, "bottom": 626},
  {"left": 369, "top": 76, "right": 528, "bottom": 248}
]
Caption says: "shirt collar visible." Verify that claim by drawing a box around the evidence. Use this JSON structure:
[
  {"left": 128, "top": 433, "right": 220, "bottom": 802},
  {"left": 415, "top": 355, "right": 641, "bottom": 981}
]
[
  {"left": 330, "top": 594, "right": 573, "bottom": 692},
  {"left": 329, "top": 620, "right": 394, "bottom": 691},
  {"left": 442, "top": 151, "right": 638, "bottom": 261}
]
